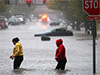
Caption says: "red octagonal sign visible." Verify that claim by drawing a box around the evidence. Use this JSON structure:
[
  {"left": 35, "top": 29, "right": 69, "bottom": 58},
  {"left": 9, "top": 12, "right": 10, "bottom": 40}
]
[{"left": 83, "top": 0, "right": 100, "bottom": 15}]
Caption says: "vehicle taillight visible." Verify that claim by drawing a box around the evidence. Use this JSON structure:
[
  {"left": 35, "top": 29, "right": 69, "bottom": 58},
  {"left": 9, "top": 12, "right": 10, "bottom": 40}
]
[
  {"left": 42, "top": 15, "right": 47, "bottom": 19},
  {"left": 41, "top": 15, "right": 48, "bottom": 22}
]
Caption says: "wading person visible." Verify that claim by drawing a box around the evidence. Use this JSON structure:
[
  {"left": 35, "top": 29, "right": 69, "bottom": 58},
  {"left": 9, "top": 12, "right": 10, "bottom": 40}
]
[
  {"left": 55, "top": 39, "right": 67, "bottom": 70},
  {"left": 10, "top": 37, "right": 24, "bottom": 69}
]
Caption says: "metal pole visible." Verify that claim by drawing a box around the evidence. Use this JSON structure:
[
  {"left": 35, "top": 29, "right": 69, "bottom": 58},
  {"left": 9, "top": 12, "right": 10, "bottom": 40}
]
[
  {"left": 5, "top": 0, "right": 7, "bottom": 4},
  {"left": 8, "top": 0, "right": 10, "bottom": 4},
  {"left": 16, "top": 0, "right": 17, "bottom": 4},
  {"left": 93, "top": 20, "right": 96, "bottom": 74},
  {"left": 96, "top": 21, "right": 98, "bottom": 38}
]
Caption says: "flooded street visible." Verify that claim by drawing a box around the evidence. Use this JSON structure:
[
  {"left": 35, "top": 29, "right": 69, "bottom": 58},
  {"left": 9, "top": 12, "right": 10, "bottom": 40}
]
[
  {"left": 0, "top": 22, "right": 100, "bottom": 75},
  {"left": 1, "top": 0, "right": 100, "bottom": 75}
]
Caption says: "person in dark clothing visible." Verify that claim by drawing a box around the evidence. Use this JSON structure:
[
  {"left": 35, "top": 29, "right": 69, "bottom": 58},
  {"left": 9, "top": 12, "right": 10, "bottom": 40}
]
[
  {"left": 10, "top": 37, "right": 24, "bottom": 69},
  {"left": 55, "top": 39, "right": 67, "bottom": 70}
]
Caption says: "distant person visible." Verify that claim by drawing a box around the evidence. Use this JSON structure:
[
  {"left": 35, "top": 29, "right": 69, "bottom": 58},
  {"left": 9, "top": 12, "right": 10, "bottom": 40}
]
[
  {"left": 10, "top": 37, "right": 24, "bottom": 69},
  {"left": 55, "top": 39, "right": 67, "bottom": 70}
]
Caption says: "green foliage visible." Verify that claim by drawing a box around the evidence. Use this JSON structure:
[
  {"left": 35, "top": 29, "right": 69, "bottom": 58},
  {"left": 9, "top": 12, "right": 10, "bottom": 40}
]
[
  {"left": 47, "top": 0, "right": 67, "bottom": 10},
  {"left": 47, "top": 0, "right": 90, "bottom": 31},
  {"left": 47, "top": 0, "right": 87, "bottom": 22},
  {"left": 0, "top": 0, "right": 8, "bottom": 12},
  {"left": 47, "top": 0, "right": 58, "bottom": 10}
]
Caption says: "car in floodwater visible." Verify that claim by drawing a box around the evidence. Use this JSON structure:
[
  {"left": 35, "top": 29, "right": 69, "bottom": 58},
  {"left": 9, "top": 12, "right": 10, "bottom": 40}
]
[
  {"left": 14, "top": 14, "right": 26, "bottom": 24},
  {"left": 34, "top": 27, "right": 73, "bottom": 36},
  {"left": 0, "top": 18, "right": 8, "bottom": 29},
  {"left": 49, "top": 21, "right": 60, "bottom": 26},
  {"left": 8, "top": 16, "right": 20, "bottom": 25}
]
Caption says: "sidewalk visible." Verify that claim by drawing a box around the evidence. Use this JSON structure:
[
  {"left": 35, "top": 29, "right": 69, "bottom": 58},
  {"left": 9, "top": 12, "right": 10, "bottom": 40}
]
[{"left": 73, "top": 29, "right": 100, "bottom": 39}]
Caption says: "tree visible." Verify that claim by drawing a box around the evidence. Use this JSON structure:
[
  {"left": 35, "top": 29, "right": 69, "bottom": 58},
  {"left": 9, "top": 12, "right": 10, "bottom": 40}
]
[
  {"left": 47, "top": 0, "right": 67, "bottom": 10},
  {"left": 47, "top": 0, "right": 89, "bottom": 31},
  {"left": 0, "top": 0, "right": 8, "bottom": 14},
  {"left": 47, "top": 0, "right": 58, "bottom": 10}
]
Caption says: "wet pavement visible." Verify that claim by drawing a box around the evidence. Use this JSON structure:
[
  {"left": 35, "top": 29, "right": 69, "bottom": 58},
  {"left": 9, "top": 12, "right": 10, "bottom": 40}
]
[{"left": 0, "top": 22, "right": 100, "bottom": 75}]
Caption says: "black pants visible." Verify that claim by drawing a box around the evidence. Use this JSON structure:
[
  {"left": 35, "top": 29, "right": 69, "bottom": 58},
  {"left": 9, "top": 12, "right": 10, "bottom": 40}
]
[
  {"left": 56, "top": 58, "right": 67, "bottom": 70},
  {"left": 14, "top": 56, "right": 23, "bottom": 69}
]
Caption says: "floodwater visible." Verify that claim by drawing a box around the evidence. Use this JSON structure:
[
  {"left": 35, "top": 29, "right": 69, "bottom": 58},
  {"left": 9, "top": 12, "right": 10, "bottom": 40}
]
[{"left": 0, "top": 22, "right": 100, "bottom": 75}]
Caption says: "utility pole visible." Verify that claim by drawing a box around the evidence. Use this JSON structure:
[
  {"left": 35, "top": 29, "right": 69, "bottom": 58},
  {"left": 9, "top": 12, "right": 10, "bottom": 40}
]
[{"left": 15, "top": 0, "right": 17, "bottom": 4}]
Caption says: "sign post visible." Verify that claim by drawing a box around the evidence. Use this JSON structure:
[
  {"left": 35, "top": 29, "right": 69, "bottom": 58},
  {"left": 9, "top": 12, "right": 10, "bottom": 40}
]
[
  {"left": 96, "top": 21, "right": 98, "bottom": 38},
  {"left": 83, "top": 0, "right": 100, "bottom": 15},
  {"left": 82, "top": 0, "right": 100, "bottom": 74},
  {"left": 92, "top": 20, "right": 96, "bottom": 73}
]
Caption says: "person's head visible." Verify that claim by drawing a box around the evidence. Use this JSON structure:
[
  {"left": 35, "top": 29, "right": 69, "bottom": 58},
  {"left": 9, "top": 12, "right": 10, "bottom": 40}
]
[
  {"left": 56, "top": 39, "right": 63, "bottom": 47},
  {"left": 12, "top": 37, "right": 20, "bottom": 45}
]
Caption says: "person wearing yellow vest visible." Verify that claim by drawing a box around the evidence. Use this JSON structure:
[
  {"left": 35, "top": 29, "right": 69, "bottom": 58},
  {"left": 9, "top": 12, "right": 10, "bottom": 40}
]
[{"left": 10, "top": 37, "right": 24, "bottom": 69}]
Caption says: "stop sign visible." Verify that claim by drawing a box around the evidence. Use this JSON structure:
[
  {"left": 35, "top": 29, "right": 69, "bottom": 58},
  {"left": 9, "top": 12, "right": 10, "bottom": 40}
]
[{"left": 83, "top": 0, "right": 100, "bottom": 15}]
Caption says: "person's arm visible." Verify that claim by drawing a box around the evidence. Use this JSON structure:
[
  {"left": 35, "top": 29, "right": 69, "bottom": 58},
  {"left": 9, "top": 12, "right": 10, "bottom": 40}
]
[
  {"left": 12, "top": 45, "right": 20, "bottom": 57},
  {"left": 56, "top": 46, "right": 64, "bottom": 58}
]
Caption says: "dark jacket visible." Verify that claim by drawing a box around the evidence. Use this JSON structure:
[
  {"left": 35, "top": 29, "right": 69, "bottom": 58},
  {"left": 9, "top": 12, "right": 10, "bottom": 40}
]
[{"left": 55, "top": 39, "right": 66, "bottom": 61}]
